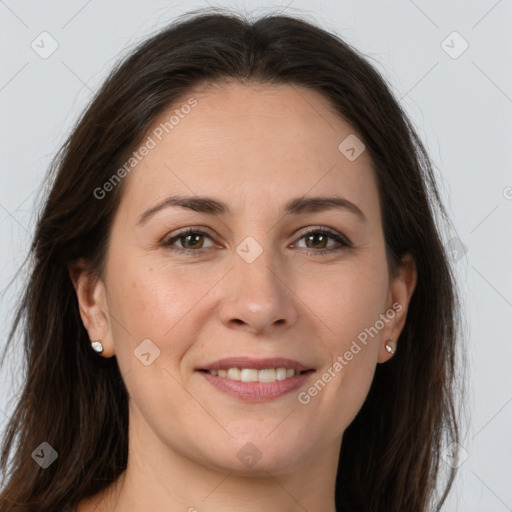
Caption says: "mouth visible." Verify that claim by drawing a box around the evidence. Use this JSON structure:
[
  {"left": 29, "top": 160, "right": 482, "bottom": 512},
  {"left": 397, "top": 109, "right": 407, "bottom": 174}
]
[{"left": 196, "top": 357, "right": 315, "bottom": 401}]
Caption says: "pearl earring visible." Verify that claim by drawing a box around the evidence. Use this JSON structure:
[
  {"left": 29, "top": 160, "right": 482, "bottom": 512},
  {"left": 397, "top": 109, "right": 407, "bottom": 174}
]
[
  {"left": 91, "top": 340, "right": 104, "bottom": 354},
  {"left": 385, "top": 337, "right": 395, "bottom": 355}
]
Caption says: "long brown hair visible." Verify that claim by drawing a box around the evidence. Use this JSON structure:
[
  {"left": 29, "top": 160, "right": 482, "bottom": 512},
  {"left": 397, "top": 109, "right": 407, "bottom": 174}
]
[{"left": 0, "top": 7, "right": 466, "bottom": 511}]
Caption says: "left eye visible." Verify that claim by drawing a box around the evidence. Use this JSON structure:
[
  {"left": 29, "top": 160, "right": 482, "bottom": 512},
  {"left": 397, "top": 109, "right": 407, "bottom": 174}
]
[
  {"left": 161, "top": 228, "right": 351, "bottom": 255},
  {"left": 294, "top": 230, "right": 344, "bottom": 251}
]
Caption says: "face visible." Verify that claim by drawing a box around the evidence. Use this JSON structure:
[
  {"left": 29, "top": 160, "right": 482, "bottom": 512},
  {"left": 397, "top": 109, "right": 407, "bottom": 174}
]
[{"left": 72, "top": 82, "right": 416, "bottom": 475}]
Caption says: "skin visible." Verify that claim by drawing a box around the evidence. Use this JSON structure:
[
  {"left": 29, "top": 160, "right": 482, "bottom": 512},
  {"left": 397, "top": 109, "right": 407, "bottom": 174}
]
[{"left": 70, "top": 82, "right": 417, "bottom": 512}]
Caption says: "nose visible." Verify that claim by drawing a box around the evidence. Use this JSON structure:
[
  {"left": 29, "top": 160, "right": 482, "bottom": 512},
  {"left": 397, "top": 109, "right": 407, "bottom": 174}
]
[{"left": 217, "top": 245, "right": 299, "bottom": 336}]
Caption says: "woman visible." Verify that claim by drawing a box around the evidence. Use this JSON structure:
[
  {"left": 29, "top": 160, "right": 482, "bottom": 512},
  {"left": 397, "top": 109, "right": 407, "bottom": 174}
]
[{"left": 0, "top": 8, "right": 465, "bottom": 512}]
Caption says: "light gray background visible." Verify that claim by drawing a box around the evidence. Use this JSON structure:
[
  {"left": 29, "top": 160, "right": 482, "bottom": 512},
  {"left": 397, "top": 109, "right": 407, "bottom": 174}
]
[{"left": 0, "top": 1, "right": 511, "bottom": 510}]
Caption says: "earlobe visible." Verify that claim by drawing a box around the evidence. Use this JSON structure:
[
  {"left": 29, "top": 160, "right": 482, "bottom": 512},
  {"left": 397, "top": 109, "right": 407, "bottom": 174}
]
[
  {"left": 68, "top": 259, "right": 115, "bottom": 357},
  {"left": 378, "top": 336, "right": 396, "bottom": 364},
  {"left": 384, "top": 338, "right": 395, "bottom": 355}
]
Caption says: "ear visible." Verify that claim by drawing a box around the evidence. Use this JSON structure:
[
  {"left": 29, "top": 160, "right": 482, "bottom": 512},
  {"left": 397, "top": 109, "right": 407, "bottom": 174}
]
[
  {"left": 378, "top": 252, "right": 417, "bottom": 363},
  {"left": 68, "top": 258, "right": 115, "bottom": 357}
]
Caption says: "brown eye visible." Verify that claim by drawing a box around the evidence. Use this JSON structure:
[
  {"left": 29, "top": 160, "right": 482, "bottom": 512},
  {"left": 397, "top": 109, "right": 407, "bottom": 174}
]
[
  {"left": 294, "top": 228, "right": 351, "bottom": 256},
  {"left": 304, "top": 232, "right": 329, "bottom": 249},
  {"left": 161, "top": 228, "right": 216, "bottom": 254},
  {"left": 179, "top": 233, "right": 205, "bottom": 249}
]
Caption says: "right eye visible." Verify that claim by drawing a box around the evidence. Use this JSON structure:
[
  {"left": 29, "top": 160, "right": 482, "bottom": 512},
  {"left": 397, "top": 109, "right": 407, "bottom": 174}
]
[{"left": 161, "top": 228, "right": 217, "bottom": 255}]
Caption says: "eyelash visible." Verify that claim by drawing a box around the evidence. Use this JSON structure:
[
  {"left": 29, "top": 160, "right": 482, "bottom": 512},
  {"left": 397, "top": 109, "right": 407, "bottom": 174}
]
[{"left": 160, "top": 226, "right": 352, "bottom": 257}]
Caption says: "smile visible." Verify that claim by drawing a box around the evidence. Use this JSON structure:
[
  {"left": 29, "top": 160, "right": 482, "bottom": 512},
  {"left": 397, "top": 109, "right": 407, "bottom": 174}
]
[{"left": 197, "top": 357, "right": 315, "bottom": 401}]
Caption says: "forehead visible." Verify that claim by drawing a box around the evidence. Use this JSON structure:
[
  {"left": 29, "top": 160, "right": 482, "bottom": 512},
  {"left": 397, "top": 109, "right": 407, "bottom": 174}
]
[{"left": 117, "top": 82, "right": 379, "bottom": 220}]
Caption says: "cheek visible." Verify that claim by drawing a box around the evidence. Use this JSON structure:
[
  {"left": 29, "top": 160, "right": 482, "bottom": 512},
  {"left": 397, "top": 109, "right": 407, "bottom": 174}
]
[
  {"left": 300, "top": 256, "right": 389, "bottom": 347},
  {"left": 105, "top": 252, "right": 227, "bottom": 358},
  {"left": 297, "top": 253, "right": 388, "bottom": 403},
  {"left": 104, "top": 257, "right": 215, "bottom": 427}
]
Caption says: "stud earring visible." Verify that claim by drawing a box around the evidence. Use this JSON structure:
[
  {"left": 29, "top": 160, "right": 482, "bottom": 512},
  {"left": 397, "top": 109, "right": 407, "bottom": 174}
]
[
  {"left": 91, "top": 340, "right": 104, "bottom": 354},
  {"left": 385, "top": 337, "right": 395, "bottom": 355}
]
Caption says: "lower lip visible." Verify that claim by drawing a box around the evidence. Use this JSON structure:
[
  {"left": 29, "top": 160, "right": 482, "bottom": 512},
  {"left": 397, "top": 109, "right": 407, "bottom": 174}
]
[{"left": 197, "top": 371, "right": 314, "bottom": 402}]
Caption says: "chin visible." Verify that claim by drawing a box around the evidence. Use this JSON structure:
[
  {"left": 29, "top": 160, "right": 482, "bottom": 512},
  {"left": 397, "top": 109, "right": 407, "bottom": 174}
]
[{"left": 194, "top": 434, "right": 312, "bottom": 475}]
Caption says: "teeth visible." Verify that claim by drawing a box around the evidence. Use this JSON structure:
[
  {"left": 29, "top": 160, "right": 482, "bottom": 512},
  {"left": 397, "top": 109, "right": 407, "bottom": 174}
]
[
  {"left": 240, "top": 368, "right": 259, "bottom": 382},
  {"left": 258, "top": 369, "right": 276, "bottom": 382},
  {"left": 276, "top": 368, "right": 287, "bottom": 381},
  {"left": 206, "top": 367, "right": 299, "bottom": 383},
  {"left": 227, "top": 368, "right": 241, "bottom": 380}
]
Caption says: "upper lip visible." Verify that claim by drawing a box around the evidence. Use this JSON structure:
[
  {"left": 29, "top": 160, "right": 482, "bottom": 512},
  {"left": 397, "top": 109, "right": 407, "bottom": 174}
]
[{"left": 198, "top": 357, "right": 313, "bottom": 372}]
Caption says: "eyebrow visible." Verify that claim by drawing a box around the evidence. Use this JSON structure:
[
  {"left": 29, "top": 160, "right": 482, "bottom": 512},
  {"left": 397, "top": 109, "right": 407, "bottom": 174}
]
[{"left": 136, "top": 194, "right": 367, "bottom": 225}]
